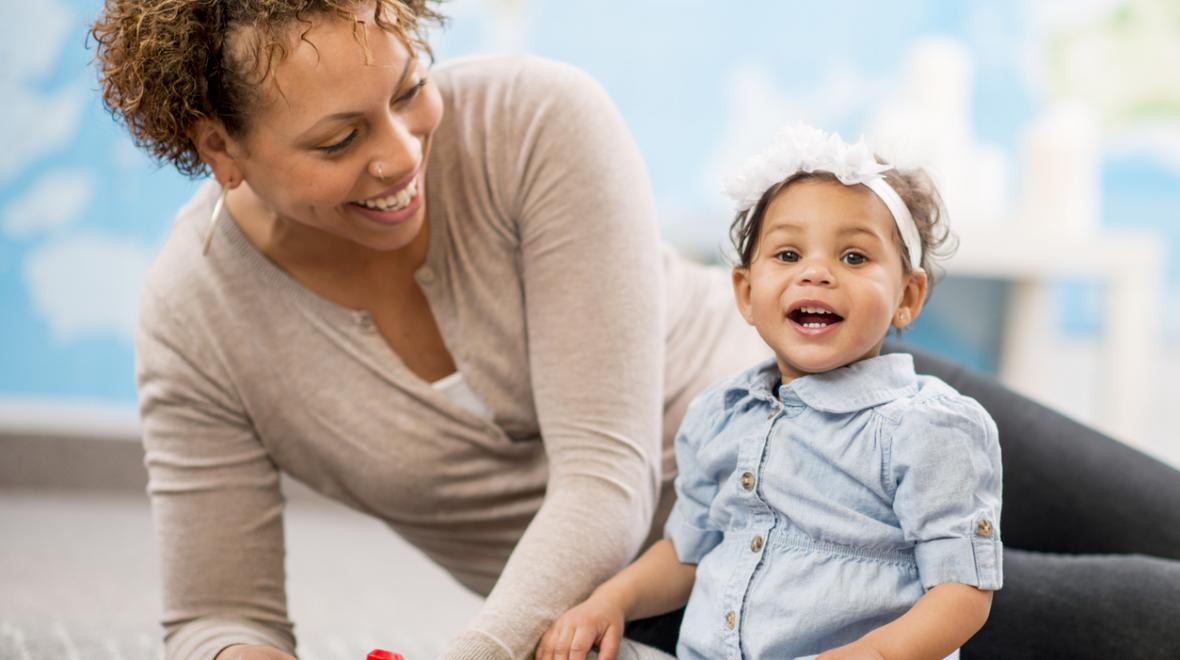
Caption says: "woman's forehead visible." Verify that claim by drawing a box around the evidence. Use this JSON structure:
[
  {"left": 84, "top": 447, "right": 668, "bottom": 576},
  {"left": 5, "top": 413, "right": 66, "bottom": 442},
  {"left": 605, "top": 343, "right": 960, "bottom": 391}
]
[{"left": 252, "top": 16, "right": 414, "bottom": 123}]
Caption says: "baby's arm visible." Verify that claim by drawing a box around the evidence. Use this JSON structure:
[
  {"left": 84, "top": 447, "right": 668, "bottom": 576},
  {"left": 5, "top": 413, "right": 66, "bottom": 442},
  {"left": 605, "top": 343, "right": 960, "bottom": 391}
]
[
  {"left": 534, "top": 538, "right": 694, "bottom": 660},
  {"left": 818, "top": 583, "right": 992, "bottom": 660}
]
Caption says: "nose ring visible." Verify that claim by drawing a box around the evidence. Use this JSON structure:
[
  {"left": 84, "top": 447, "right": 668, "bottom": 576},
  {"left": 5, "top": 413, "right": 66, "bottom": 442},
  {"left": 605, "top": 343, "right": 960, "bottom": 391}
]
[{"left": 375, "top": 162, "right": 389, "bottom": 181}]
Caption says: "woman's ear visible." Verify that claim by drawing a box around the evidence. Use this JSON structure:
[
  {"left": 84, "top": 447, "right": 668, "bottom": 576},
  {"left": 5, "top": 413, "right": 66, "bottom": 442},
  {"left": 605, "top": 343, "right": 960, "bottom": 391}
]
[
  {"left": 893, "top": 268, "right": 929, "bottom": 329},
  {"left": 732, "top": 267, "right": 756, "bottom": 325},
  {"left": 191, "top": 118, "right": 244, "bottom": 189}
]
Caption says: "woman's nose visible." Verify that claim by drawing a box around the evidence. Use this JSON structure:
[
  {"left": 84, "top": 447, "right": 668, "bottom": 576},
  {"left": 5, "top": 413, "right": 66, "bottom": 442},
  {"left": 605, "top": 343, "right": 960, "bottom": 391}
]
[{"left": 369, "top": 118, "right": 422, "bottom": 182}]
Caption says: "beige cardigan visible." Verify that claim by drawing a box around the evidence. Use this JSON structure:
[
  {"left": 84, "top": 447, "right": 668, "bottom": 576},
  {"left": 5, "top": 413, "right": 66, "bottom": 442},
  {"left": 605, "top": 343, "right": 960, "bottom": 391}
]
[{"left": 136, "top": 55, "right": 764, "bottom": 660}]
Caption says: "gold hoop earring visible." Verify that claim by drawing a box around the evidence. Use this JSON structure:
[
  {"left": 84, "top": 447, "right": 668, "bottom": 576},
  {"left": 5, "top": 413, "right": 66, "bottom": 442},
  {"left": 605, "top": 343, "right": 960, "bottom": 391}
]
[{"left": 202, "top": 185, "right": 228, "bottom": 257}]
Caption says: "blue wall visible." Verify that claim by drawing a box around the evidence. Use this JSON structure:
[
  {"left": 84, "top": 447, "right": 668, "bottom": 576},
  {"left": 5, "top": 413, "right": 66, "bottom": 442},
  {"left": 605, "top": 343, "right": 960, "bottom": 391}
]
[{"left": 2, "top": 0, "right": 1178, "bottom": 405}]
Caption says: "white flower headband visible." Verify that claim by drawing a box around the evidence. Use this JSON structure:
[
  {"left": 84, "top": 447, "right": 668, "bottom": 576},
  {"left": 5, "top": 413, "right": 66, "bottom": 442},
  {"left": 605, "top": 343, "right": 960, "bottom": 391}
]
[{"left": 723, "top": 123, "right": 923, "bottom": 270}]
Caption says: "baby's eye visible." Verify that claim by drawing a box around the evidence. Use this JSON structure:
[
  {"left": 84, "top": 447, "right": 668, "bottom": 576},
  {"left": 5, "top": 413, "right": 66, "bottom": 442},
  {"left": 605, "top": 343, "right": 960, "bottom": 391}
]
[
  {"left": 775, "top": 250, "right": 799, "bottom": 263},
  {"left": 842, "top": 252, "right": 867, "bottom": 265}
]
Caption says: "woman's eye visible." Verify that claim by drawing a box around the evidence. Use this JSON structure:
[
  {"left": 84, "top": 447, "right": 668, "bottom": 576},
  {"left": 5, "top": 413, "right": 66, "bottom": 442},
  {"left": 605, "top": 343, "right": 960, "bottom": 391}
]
[
  {"left": 319, "top": 130, "right": 358, "bottom": 154},
  {"left": 842, "top": 252, "right": 867, "bottom": 265},
  {"left": 775, "top": 250, "right": 799, "bottom": 263},
  {"left": 396, "top": 78, "right": 427, "bottom": 105}
]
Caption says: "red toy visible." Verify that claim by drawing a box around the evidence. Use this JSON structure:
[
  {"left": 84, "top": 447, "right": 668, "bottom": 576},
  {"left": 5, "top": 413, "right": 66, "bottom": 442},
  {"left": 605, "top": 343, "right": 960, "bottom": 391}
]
[{"left": 367, "top": 650, "right": 404, "bottom": 660}]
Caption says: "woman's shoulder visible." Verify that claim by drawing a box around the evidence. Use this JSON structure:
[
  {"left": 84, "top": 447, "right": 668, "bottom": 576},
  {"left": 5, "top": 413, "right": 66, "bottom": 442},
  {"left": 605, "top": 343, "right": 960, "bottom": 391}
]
[
  {"left": 430, "top": 54, "right": 617, "bottom": 147},
  {"left": 141, "top": 183, "right": 215, "bottom": 306},
  {"left": 432, "top": 54, "right": 605, "bottom": 101},
  {"left": 139, "top": 182, "right": 254, "bottom": 335}
]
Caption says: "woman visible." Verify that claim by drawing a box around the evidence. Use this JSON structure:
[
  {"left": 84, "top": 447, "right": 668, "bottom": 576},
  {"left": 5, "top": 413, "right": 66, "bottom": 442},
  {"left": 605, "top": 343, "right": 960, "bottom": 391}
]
[{"left": 91, "top": 1, "right": 1180, "bottom": 659}]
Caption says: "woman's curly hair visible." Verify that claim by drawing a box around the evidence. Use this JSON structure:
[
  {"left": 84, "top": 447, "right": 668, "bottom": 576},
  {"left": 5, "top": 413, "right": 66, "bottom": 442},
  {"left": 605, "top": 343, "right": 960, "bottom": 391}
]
[
  {"left": 90, "top": 0, "right": 446, "bottom": 177},
  {"left": 729, "top": 166, "right": 958, "bottom": 298}
]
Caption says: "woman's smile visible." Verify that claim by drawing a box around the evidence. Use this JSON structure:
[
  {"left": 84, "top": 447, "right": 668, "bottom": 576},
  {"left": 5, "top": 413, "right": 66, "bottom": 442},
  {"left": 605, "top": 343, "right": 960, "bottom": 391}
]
[{"left": 348, "top": 170, "right": 424, "bottom": 226}]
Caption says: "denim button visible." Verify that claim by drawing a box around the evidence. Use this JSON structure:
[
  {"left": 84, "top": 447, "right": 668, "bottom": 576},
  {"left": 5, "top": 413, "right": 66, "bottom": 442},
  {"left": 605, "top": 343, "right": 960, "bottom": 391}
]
[
  {"left": 976, "top": 519, "right": 994, "bottom": 537},
  {"left": 725, "top": 610, "right": 736, "bottom": 630},
  {"left": 740, "top": 472, "right": 755, "bottom": 491},
  {"left": 751, "top": 535, "right": 764, "bottom": 552}
]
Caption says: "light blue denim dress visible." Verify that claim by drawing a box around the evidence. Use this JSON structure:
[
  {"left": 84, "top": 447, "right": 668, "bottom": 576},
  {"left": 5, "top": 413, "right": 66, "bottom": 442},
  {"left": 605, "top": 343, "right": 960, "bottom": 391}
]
[{"left": 665, "top": 353, "right": 1003, "bottom": 660}]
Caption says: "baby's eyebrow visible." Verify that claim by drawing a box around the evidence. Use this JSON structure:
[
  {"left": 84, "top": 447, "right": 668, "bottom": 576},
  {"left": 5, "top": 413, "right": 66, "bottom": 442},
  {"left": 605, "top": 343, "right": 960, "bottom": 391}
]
[
  {"left": 838, "top": 226, "right": 883, "bottom": 239},
  {"left": 762, "top": 222, "right": 803, "bottom": 238}
]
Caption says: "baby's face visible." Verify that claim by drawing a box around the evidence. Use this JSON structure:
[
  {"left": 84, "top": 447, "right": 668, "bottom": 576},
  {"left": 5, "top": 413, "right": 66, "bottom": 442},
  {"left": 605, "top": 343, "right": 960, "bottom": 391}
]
[{"left": 732, "top": 178, "right": 927, "bottom": 383}]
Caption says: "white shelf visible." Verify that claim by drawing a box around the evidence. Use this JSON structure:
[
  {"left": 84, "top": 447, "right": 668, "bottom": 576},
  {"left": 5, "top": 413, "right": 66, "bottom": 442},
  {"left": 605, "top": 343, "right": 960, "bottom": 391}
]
[{"left": 944, "top": 223, "right": 1166, "bottom": 447}]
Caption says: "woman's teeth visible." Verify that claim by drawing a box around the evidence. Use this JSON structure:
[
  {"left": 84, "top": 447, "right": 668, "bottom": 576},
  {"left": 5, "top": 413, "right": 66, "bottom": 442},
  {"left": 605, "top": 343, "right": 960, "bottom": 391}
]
[{"left": 356, "top": 178, "right": 418, "bottom": 212}]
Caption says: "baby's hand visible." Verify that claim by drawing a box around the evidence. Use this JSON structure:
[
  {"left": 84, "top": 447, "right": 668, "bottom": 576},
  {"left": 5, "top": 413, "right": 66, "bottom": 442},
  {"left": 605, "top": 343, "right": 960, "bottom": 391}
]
[
  {"left": 534, "top": 594, "right": 626, "bottom": 660},
  {"left": 816, "top": 640, "right": 886, "bottom": 660}
]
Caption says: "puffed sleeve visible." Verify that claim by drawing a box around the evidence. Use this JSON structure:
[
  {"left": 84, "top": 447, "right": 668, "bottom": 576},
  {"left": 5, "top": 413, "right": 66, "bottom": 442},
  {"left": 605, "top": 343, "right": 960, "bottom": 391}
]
[
  {"left": 137, "top": 289, "right": 295, "bottom": 659},
  {"left": 889, "top": 393, "right": 1003, "bottom": 591},
  {"left": 440, "top": 58, "right": 665, "bottom": 660},
  {"left": 664, "top": 393, "right": 726, "bottom": 563}
]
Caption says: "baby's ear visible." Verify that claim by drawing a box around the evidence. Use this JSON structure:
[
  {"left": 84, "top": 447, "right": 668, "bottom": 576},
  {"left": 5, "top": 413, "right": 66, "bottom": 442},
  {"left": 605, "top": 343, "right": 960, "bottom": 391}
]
[
  {"left": 893, "top": 268, "right": 929, "bottom": 329},
  {"left": 732, "top": 267, "right": 755, "bottom": 325}
]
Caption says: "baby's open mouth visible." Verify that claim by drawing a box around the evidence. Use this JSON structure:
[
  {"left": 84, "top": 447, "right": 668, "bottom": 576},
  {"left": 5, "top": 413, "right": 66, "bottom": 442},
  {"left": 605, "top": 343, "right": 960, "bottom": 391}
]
[{"left": 788, "top": 305, "right": 844, "bottom": 329}]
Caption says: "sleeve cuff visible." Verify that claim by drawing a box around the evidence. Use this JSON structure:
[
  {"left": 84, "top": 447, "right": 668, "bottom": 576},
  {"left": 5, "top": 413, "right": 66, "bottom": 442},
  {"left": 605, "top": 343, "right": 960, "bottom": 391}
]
[
  {"left": 440, "top": 630, "right": 514, "bottom": 660},
  {"left": 664, "top": 514, "right": 721, "bottom": 564},
  {"left": 914, "top": 534, "right": 1004, "bottom": 591},
  {"left": 164, "top": 616, "right": 295, "bottom": 660}
]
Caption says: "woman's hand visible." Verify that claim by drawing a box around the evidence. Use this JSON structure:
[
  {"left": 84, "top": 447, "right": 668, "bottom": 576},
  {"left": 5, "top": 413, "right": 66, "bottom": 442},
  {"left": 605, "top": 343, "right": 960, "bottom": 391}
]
[
  {"left": 214, "top": 644, "right": 297, "bottom": 660},
  {"left": 535, "top": 594, "right": 626, "bottom": 660},
  {"left": 816, "top": 640, "right": 887, "bottom": 660}
]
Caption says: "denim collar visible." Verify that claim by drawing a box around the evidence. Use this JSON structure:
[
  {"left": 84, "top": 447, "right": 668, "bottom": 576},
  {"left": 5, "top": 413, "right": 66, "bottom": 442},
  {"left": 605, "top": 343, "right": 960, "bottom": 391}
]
[{"left": 727, "top": 353, "right": 918, "bottom": 414}]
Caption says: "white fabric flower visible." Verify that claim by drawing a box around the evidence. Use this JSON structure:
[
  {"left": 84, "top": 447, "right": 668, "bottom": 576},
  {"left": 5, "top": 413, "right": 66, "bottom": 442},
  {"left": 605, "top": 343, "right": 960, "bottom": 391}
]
[{"left": 724, "top": 122, "right": 892, "bottom": 212}]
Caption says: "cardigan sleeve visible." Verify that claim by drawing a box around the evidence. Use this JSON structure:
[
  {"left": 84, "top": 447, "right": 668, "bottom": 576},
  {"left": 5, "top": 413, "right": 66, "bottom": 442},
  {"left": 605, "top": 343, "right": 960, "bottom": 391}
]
[
  {"left": 439, "top": 57, "right": 665, "bottom": 659},
  {"left": 137, "top": 288, "right": 295, "bottom": 660}
]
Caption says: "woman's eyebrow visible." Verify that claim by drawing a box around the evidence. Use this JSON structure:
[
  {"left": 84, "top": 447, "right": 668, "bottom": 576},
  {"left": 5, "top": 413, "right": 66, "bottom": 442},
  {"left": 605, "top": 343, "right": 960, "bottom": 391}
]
[{"left": 299, "top": 56, "right": 418, "bottom": 136}]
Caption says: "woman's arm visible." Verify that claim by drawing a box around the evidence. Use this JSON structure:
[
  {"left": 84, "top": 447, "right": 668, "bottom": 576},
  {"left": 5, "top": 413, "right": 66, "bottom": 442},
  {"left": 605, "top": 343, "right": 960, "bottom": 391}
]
[
  {"left": 440, "top": 57, "right": 666, "bottom": 660},
  {"left": 819, "top": 584, "right": 992, "bottom": 660},
  {"left": 138, "top": 288, "right": 295, "bottom": 659}
]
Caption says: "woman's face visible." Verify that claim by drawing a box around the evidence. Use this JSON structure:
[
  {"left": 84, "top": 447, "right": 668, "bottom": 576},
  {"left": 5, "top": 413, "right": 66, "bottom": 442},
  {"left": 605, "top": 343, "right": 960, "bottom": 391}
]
[{"left": 226, "top": 10, "right": 443, "bottom": 253}]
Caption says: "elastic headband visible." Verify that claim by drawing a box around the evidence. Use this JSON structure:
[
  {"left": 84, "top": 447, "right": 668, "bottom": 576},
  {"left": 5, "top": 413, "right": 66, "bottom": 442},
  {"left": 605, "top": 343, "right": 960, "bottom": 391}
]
[{"left": 725, "top": 122, "right": 923, "bottom": 269}]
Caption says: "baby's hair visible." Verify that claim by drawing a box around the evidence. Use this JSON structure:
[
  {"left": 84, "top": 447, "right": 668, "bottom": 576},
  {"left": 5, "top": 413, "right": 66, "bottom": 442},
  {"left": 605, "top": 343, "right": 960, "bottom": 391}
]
[
  {"left": 90, "top": 0, "right": 446, "bottom": 178},
  {"left": 728, "top": 164, "right": 957, "bottom": 298}
]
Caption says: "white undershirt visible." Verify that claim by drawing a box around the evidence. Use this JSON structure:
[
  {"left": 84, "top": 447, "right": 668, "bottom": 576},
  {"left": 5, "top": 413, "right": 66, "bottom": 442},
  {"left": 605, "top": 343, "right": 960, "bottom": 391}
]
[{"left": 431, "top": 371, "right": 493, "bottom": 419}]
